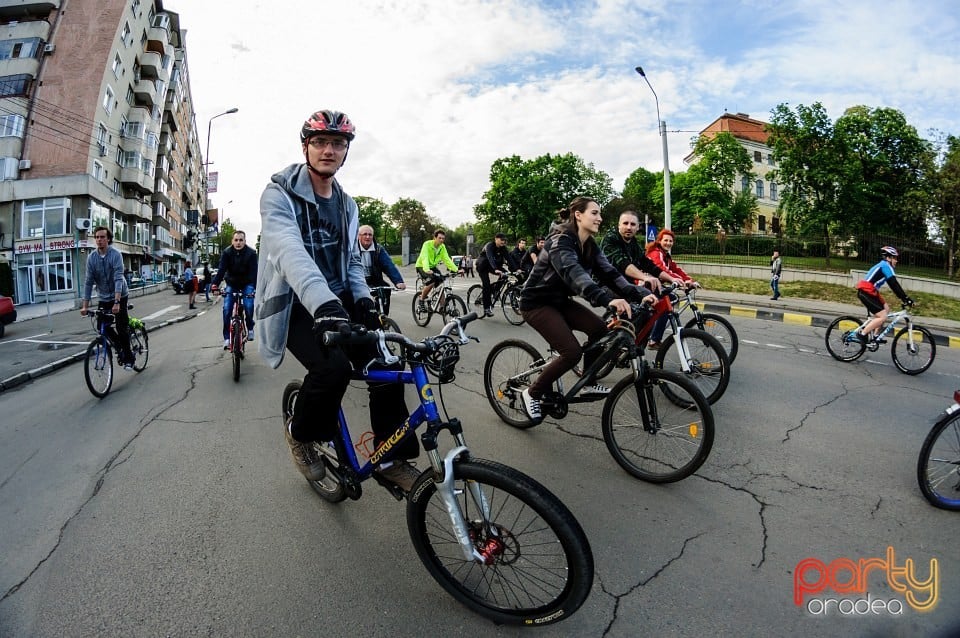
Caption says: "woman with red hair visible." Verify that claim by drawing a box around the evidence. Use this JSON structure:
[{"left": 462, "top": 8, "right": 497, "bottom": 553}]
[{"left": 645, "top": 229, "right": 699, "bottom": 349}]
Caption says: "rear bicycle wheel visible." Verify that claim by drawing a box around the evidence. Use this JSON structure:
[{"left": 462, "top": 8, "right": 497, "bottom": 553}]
[
  {"left": 465, "top": 284, "right": 484, "bottom": 310},
  {"left": 654, "top": 328, "right": 730, "bottom": 404},
  {"left": 282, "top": 381, "right": 346, "bottom": 503},
  {"left": 130, "top": 326, "right": 149, "bottom": 371},
  {"left": 483, "top": 339, "right": 545, "bottom": 428},
  {"left": 412, "top": 294, "right": 431, "bottom": 327},
  {"left": 892, "top": 325, "right": 936, "bottom": 375},
  {"left": 824, "top": 315, "right": 867, "bottom": 362},
  {"left": 684, "top": 313, "right": 738, "bottom": 364},
  {"left": 501, "top": 286, "right": 524, "bottom": 326},
  {"left": 84, "top": 338, "right": 114, "bottom": 398},
  {"left": 406, "top": 458, "right": 593, "bottom": 626},
  {"left": 917, "top": 408, "right": 960, "bottom": 510},
  {"left": 602, "top": 371, "right": 714, "bottom": 482}
]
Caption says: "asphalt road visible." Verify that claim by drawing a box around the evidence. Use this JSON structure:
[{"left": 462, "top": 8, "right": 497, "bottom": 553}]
[{"left": 1, "top": 281, "right": 959, "bottom": 636}]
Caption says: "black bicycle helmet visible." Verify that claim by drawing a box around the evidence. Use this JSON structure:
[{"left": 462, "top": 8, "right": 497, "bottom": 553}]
[
  {"left": 300, "top": 110, "right": 356, "bottom": 143},
  {"left": 880, "top": 245, "right": 899, "bottom": 258}
]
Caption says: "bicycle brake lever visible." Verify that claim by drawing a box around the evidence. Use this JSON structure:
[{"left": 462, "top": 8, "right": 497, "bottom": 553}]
[{"left": 376, "top": 331, "right": 400, "bottom": 366}]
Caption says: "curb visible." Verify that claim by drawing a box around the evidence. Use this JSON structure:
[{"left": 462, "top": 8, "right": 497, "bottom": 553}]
[{"left": 0, "top": 311, "right": 200, "bottom": 394}]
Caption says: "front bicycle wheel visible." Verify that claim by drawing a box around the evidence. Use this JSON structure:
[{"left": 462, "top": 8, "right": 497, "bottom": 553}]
[
  {"left": 892, "top": 325, "right": 936, "bottom": 375},
  {"left": 130, "top": 326, "right": 149, "bottom": 371},
  {"left": 282, "top": 381, "right": 346, "bottom": 503},
  {"left": 407, "top": 458, "right": 593, "bottom": 626},
  {"left": 602, "top": 371, "right": 714, "bottom": 483},
  {"left": 917, "top": 408, "right": 960, "bottom": 510},
  {"left": 824, "top": 315, "right": 866, "bottom": 362},
  {"left": 465, "top": 284, "right": 484, "bottom": 311},
  {"left": 412, "top": 294, "right": 431, "bottom": 327},
  {"left": 84, "top": 338, "right": 113, "bottom": 398},
  {"left": 442, "top": 294, "right": 467, "bottom": 322},
  {"left": 501, "top": 286, "right": 524, "bottom": 326},
  {"left": 483, "top": 339, "right": 545, "bottom": 429},
  {"left": 379, "top": 315, "right": 402, "bottom": 357},
  {"left": 654, "top": 328, "right": 730, "bottom": 404},
  {"left": 684, "top": 313, "right": 738, "bottom": 364}
]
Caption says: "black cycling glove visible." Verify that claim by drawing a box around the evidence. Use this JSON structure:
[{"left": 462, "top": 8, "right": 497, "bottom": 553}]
[{"left": 313, "top": 300, "right": 350, "bottom": 340}]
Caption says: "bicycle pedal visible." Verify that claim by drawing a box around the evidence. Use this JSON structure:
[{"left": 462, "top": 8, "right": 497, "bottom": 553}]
[{"left": 866, "top": 342, "right": 880, "bottom": 352}]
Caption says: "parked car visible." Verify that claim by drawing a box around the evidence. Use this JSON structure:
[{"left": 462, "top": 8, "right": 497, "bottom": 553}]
[
  {"left": 0, "top": 294, "right": 16, "bottom": 338},
  {"left": 452, "top": 255, "right": 464, "bottom": 269}
]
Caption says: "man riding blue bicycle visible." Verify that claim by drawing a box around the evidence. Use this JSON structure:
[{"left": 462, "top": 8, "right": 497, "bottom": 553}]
[
  {"left": 212, "top": 230, "right": 258, "bottom": 349},
  {"left": 80, "top": 225, "right": 135, "bottom": 370}
]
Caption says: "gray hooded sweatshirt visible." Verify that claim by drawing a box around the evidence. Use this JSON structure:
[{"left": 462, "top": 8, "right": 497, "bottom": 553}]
[{"left": 255, "top": 163, "right": 370, "bottom": 368}]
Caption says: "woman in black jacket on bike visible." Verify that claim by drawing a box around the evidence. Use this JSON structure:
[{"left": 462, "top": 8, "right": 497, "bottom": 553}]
[{"left": 518, "top": 196, "right": 654, "bottom": 422}]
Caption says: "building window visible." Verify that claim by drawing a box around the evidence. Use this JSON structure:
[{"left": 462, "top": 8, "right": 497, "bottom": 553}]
[
  {"left": 758, "top": 215, "right": 766, "bottom": 232},
  {"left": 0, "top": 156, "right": 18, "bottom": 180},
  {"left": 90, "top": 200, "right": 111, "bottom": 229},
  {"left": 123, "top": 121, "right": 145, "bottom": 139},
  {"left": 103, "top": 86, "right": 115, "bottom": 114},
  {"left": 121, "top": 22, "right": 131, "bottom": 46},
  {"left": 753, "top": 150, "right": 762, "bottom": 162},
  {"left": 21, "top": 198, "right": 71, "bottom": 238},
  {"left": 112, "top": 53, "right": 122, "bottom": 78},
  {"left": 120, "top": 150, "right": 141, "bottom": 168},
  {"left": 741, "top": 176, "right": 750, "bottom": 192},
  {"left": 93, "top": 162, "right": 104, "bottom": 183},
  {"left": 770, "top": 182, "right": 778, "bottom": 201},
  {"left": 0, "top": 74, "right": 32, "bottom": 97},
  {"left": 113, "top": 217, "right": 128, "bottom": 244},
  {"left": 132, "top": 0, "right": 140, "bottom": 15},
  {"left": 767, "top": 153, "right": 775, "bottom": 166},
  {"left": 755, "top": 179, "right": 764, "bottom": 199},
  {"left": 0, "top": 38, "right": 41, "bottom": 60},
  {"left": 24, "top": 250, "right": 74, "bottom": 293},
  {"left": 0, "top": 114, "right": 26, "bottom": 138},
  {"left": 126, "top": 85, "right": 135, "bottom": 106},
  {"left": 113, "top": 179, "right": 121, "bottom": 195}
]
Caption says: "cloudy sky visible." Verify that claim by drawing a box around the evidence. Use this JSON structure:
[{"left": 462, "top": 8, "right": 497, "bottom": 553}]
[{"left": 161, "top": 0, "right": 960, "bottom": 240}]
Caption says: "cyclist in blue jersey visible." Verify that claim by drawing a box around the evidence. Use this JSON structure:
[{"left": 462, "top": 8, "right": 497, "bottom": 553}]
[{"left": 853, "top": 246, "right": 914, "bottom": 343}]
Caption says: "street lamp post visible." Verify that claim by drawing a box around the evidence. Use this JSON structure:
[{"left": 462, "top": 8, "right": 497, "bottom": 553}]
[
  {"left": 635, "top": 66, "right": 671, "bottom": 231},
  {"left": 203, "top": 108, "right": 239, "bottom": 262}
]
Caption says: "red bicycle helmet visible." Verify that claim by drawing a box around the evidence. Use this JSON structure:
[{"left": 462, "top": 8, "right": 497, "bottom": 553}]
[{"left": 300, "top": 110, "right": 355, "bottom": 143}]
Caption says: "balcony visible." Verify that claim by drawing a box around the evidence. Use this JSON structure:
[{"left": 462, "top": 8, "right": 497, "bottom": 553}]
[
  {"left": 0, "top": 1, "right": 59, "bottom": 18},
  {"left": 147, "top": 24, "right": 170, "bottom": 50},
  {"left": 139, "top": 51, "right": 161, "bottom": 78},
  {"left": 133, "top": 79, "right": 158, "bottom": 108},
  {"left": 1, "top": 57, "right": 41, "bottom": 79},
  {"left": 120, "top": 166, "right": 152, "bottom": 196}
]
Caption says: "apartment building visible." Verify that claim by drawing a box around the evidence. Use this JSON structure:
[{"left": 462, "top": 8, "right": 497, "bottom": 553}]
[
  {"left": 0, "top": 0, "right": 203, "bottom": 305},
  {"left": 687, "top": 112, "right": 781, "bottom": 235}
]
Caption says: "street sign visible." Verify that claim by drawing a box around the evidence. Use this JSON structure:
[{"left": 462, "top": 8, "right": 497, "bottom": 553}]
[{"left": 646, "top": 225, "right": 658, "bottom": 243}]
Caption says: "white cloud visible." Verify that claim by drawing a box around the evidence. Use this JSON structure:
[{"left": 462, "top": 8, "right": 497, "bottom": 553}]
[{"left": 163, "top": 0, "right": 960, "bottom": 240}]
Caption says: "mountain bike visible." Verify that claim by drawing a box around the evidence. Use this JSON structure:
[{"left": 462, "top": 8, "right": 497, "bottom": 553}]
[
  {"left": 220, "top": 289, "right": 254, "bottom": 382},
  {"left": 369, "top": 285, "right": 401, "bottom": 333},
  {"left": 582, "top": 284, "right": 731, "bottom": 404},
  {"left": 83, "top": 306, "right": 149, "bottom": 398},
  {"left": 465, "top": 271, "right": 525, "bottom": 325},
  {"left": 917, "top": 389, "right": 960, "bottom": 511},
  {"left": 483, "top": 303, "right": 715, "bottom": 483},
  {"left": 672, "top": 286, "right": 739, "bottom": 363},
  {"left": 411, "top": 273, "right": 467, "bottom": 328},
  {"left": 824, "top": 302, "right": 935, "bottom": 375},
  {"left": 282, "top": 312, "right": 594, "bottom": 625}
]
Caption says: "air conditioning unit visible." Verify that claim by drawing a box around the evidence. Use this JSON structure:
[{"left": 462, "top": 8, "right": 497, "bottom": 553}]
[
  {"left": 76, "top": 218, "right": 93, "bottom": 232},
  {"left": 43, "top": 43, "right": 55, "bottom": 55},
  {"left": 18, "top": 159, "right": 31, "bottom": 170}
]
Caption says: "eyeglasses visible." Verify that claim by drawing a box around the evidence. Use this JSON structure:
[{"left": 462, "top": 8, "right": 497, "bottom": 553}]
[
  {"left": 307, "top": 138, "right": 349, "bottom": 150},
  {"left": 359, "top": 233, "right": 373, "bottom": 236}
]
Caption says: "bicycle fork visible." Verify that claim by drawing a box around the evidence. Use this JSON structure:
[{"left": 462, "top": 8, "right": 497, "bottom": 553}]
[{"left": 667, "top": 318, "right": 694, "bottom": 373}]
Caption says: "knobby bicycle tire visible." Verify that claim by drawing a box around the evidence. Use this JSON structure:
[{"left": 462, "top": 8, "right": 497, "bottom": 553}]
[
  {"left": 917, "top": 406, "right": 960, "bottom": 510},
  {"left": 892, "top": 325, "right": 936, "bottom": 375},
  {"left": 282, "top": 381, "right": 347, "bottom": 502},
  {"left": 84, "top": 337, "right": 113, "bottom": 398},
  {"left": 412, "top": 294, "right": 432, "bottom": 327},
  {"left": 601, "top": 371, "right": 714, "bottom": 483},
  {"left": 824, "top": 315, "right": 867, "bottom": 362},
  {"left": 130, "top": 326, "right": 149, "bottom": 371},
  {"left": 501, "top": 285, "right": 524, "bottom": 326},
  {"left": 443, "top": 294, "right": 467, "bottom": 322},
  {"left": 406, "top": 457, "right": 594, "bottom": 626},
  {"left": 466, "top": 284, "right": 484, "bottom": 310},
  {"left": 684, "top": 313, "right": 739, "bottom": 364},
  {"left": 654, "top": 328, "right": 730, "bottom": 404},
  {"left": 483, "top": 339, "right": 546, "bottom": 429}
]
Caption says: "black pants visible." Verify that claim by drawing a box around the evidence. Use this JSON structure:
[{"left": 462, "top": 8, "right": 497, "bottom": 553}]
[
  {"left": 477, "top": 267, "right": 500, "bottom": 309},
  {"left": 521, "top": 300, "right": 606, "bottom": 399},
  {"left": 285, "top": 296, "right": 417, "bottom": 461},
  {"left": 98, "top": 297, "right": 132, "bottom": 362}
]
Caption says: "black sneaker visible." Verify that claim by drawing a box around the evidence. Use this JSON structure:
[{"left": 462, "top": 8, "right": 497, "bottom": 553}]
[{"left": 483, "top": 307, "right": 494, "bottom": 318}]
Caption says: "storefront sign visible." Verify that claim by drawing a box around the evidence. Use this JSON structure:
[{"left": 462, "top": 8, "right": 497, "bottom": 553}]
[{"left": 15, "top": 238, "right": 92, "bottom": 254}]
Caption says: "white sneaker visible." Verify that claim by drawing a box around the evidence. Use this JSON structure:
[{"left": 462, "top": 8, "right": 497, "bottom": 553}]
[
  {"left": 579, "top": 384, "right": 610, "bottom": 397},
  {"left": 223, "top": 338, "right": 230, "bottom": 350},
  {"left": 520, "top": 388, "right": 542, "bottom": 421}
]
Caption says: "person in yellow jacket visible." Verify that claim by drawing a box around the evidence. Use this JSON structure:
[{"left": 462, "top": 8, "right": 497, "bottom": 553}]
[{"left": 415, "top": 229, "right": 462, "bottom": 309}]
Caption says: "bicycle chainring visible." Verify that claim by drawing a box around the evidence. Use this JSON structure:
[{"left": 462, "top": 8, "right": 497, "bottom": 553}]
[{"left": 542, "top": 391, "right": 567, "bottom": 418}]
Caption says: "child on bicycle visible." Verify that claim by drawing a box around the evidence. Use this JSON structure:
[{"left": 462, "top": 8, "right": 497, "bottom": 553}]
[
  {"left": 854, "top": 245, "right": 914, "bottom": 343},
  {"left": 518, "top": 196, "right": 655, "bottom": 423}
]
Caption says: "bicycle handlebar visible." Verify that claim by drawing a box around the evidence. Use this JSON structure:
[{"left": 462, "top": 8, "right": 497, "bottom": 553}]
[{"left": 321, "top": 312, "right": 480, "bottom": 352}]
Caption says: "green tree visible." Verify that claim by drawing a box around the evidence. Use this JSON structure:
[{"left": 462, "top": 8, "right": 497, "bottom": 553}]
[
  {"left": 386, "top": 197, "right": 439, "bottom": 248},
  {"left": 354, "top": 195, "right": 390, "bottom": 242},
  {"left": 619, "top": 166, "right": 661, "bottom": 223},
  {"left": 474, "top": 153, "right": 614, "bottom": 240},
  {"left": 931, "top": 134, "right": 960, "bottom": 276},
  {"left": 681, "top": 131, "right": 757, "bottom": 232},
  {"left": 215, "top": 218, "right": 237, "bottom": 257}
]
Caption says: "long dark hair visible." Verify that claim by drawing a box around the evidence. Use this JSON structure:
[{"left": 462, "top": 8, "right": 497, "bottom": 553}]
[{"left": 555, "top": 196, "right": 598, "bottom": 259}]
